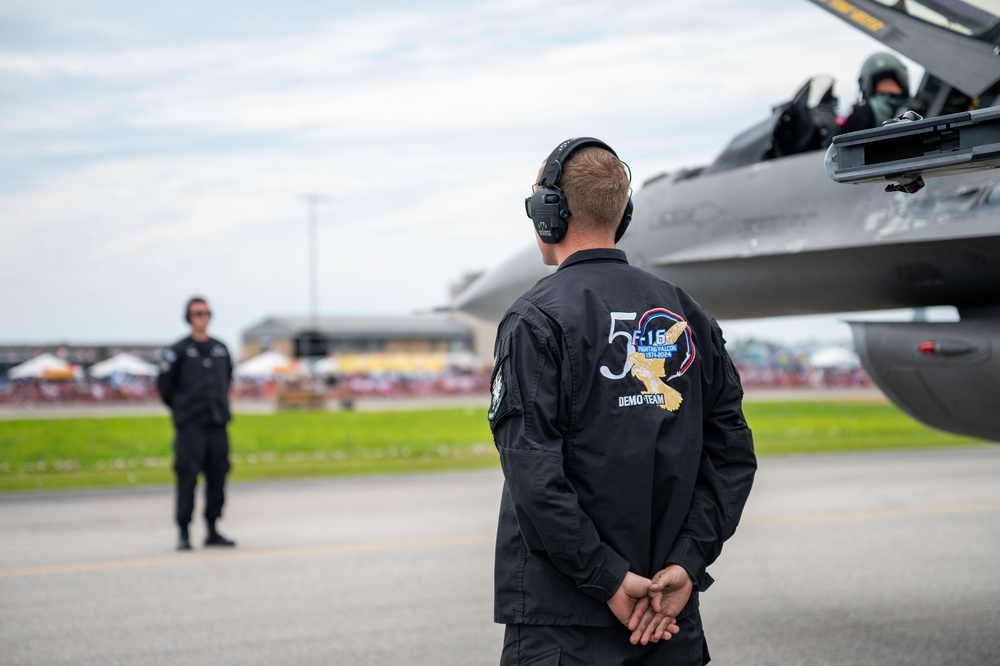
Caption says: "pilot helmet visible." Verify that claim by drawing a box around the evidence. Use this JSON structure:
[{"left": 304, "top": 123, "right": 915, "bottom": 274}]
[{"left": 858, "top": 51, "right": 910, "bottom": 99}]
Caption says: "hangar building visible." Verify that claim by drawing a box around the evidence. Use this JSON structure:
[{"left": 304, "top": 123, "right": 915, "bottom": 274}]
[{"left": 240, "top": 315, "right": 475, "bottom": 360}]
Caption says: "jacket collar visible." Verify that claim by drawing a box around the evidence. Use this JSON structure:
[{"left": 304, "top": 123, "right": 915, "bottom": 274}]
[{"left": 557, "top": 248, "right": 628, "bottom": 271}]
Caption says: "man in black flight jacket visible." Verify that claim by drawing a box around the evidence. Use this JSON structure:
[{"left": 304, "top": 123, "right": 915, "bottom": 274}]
[
  {"left": 489, "top": 138, "right": 756, "bottom": 665},
  {"left": 157, "top": 296, "right": 236, "bottom": 551}
]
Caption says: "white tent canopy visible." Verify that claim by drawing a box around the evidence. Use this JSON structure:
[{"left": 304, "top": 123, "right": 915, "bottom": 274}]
[
  {"left": 312, "top": 356, "right": 338, "bottom": 376},
  {"left": 7, "top": 353, "right": 74, "bottom": 379},
  {"left": 809, "top": 345, "right": 861, "bottom": 370},
  {"left": 88, "top": 352, "right": 158, "bottom": 379},
  {"left": 235, "top": 350, "right": 298, "bottom": 378}
]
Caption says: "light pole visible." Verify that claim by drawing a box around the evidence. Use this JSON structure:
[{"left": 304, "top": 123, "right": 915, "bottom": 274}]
[
  {"left": 300, "top": 193, "right": 330, "bottom": 386},
  {"left": 301, "top": 193, "right": 329, "bottom": 338}
]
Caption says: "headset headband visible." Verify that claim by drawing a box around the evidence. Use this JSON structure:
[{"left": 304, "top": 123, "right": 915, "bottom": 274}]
[{"left": 537, "top": 137, "right": 618, "bottom": 189}]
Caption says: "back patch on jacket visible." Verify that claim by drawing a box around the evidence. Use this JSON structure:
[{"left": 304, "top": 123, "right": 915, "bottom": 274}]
[{"left": 599, "top": 309, "right": 696, "bottom": 412}]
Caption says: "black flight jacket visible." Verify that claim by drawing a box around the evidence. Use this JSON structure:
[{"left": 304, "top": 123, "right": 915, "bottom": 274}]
[
  {"left": 156, "top": 336, "right": 233, "bottom": 427},
  {"left": 488, "top": 249, "right": 756, "bottom": 626}
]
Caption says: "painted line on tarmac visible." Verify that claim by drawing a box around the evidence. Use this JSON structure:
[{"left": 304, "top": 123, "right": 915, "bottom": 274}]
[
  {"left": 4, "top": 502, "right": 998, "bottom": 579},
  {"left": 0, "top": 534, "right": 494, "bottom": 578},
  {"left": 743, "top": 501, "right": 1000, "bottom": 526}
]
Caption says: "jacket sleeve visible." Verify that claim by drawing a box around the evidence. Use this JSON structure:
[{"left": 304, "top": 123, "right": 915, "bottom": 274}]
[
  {"left": 156, "top": 345, "right": 180, "bottom": 408},
  {"left": 840, "top": 102, "right": 875, "bottom": 134},
  {"left": 667, "top": 319, "right": 757, "bottom": 589},
  {"left": 489, "top": 309, "right": 629, "bottom": 602}
]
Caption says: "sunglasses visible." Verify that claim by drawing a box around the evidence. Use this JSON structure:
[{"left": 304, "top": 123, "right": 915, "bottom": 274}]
[{"left": 190, "top": 310, "right": 212, "bottom": 317}]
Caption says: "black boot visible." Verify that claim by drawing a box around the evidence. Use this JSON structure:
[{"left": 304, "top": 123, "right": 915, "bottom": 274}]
[
  {"left": 177, "top": 525, "right": 192, "bottom": 551},
  {"left": 205, "top": 520, "right": 236, "bottom": 547}
]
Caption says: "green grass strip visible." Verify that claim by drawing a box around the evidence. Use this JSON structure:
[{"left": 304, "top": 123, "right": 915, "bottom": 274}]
[
  {"left": 0, "top": 402, "right": 985, "bottom": 492},
  {"left": 743, "top": 401, "right": 982, "bottom": 455}
]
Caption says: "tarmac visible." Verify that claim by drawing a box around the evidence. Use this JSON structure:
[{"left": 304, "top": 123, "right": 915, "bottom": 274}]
[{"left": 2, "top": 444, "right": 999, "bottom": 665}]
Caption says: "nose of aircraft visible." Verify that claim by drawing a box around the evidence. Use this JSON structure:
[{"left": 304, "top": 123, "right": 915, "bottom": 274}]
[{"left": 452, "top": 245, "right": 553, "bottom": 321}]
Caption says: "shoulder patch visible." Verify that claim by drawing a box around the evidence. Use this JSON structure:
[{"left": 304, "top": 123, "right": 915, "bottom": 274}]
[
  {"left": 487, "top": 336, "right": 519, "bottom": 427},
  {"left": 488, "top": 364, "right": 506, "bottom": 422}
]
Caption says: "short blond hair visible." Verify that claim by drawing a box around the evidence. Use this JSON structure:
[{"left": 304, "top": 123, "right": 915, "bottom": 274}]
[{"left": 560, "top": 146, "right": 630, "bottom": 235}]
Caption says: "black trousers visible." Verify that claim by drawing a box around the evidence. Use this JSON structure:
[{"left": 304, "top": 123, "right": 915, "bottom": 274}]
[
  {"left": 500, "top": 600, "right": 708, "bottom": 666},
  {"left": 173, "top": 423, "right": 231, "bottom": 527}
]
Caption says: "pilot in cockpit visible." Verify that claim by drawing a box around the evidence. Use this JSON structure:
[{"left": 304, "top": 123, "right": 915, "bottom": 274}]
[{"left": 839, "top": 51, "right": 916, "bottom": 134}]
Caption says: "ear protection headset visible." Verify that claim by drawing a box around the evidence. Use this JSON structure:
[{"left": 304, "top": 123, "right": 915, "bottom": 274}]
[
  {"left": 184, "top": 297, "right": 206, "bottom": 324},
  {"left": 525, "top": 137, "right": 633, "bottom": 245}
]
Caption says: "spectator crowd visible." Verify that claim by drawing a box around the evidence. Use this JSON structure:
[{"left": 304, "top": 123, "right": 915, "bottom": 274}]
[{"left": 1, "top": 339, "right": 870, "bottom": 409}]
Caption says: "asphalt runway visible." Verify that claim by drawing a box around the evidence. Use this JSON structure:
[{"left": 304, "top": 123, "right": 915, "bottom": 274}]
[{"left": 2, "top": 446, "right": 999, "bottom": 665}]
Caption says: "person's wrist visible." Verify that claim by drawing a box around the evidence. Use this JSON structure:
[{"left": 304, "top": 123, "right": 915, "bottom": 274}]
[{"left": 666, "top": 562, "right": 695, "bottom": 587}]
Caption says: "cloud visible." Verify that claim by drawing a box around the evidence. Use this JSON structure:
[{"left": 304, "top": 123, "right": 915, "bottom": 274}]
[{"left": 0, "top": 0, "right": 925, "bottom": 347}]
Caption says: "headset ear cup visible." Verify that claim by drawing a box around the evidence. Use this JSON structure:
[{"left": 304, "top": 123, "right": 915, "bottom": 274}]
[
  {"left": 530, "top": 187, "right": 569, "bottom": 244},
  {"left": 548, "top": 202, "right": 568, "bottom": 244},
  {"left": 614, "top": 198, "right": 633, "bottom": 244}
]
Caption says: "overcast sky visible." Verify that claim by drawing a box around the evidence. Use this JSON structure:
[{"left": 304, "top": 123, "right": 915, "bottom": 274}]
[{"left": 1, "top": 0, "right": 936, "bottom": 353}]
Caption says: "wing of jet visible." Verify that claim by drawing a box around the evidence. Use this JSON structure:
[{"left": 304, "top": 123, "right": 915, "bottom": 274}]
[{"left": 454, "top": 0, "right": 1000, "bottom": 441}]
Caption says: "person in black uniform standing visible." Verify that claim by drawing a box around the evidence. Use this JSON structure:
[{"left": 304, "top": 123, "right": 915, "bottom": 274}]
[
  {"left": 157, "top": 296, "right": 236, "bottom": 551},
  {"left": 489, "top": 138, "right": 757, "bottom": 665}
]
